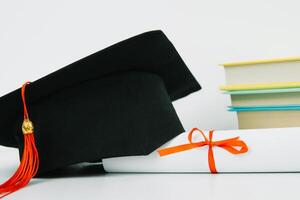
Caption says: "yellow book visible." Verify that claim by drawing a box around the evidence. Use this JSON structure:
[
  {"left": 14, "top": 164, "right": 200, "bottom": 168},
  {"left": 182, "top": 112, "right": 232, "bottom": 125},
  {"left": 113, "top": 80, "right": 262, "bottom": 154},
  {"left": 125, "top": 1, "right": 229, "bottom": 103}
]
[
  {"left": 220, "top": 82, "right": 300, "bottom": 91},
  {"left": 221, "top": 57, "right": 300, "bottom": 67},
  {"left": 220, "top": 57, "right": 300, "bottom": 86}
]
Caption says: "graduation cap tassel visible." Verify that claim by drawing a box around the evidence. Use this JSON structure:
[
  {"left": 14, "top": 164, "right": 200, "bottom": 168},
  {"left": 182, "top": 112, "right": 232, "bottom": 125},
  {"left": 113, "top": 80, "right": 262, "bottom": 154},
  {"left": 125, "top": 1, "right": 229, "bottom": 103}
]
[{"left": 0, "top": 82, "right": 39, "bottom": 198}]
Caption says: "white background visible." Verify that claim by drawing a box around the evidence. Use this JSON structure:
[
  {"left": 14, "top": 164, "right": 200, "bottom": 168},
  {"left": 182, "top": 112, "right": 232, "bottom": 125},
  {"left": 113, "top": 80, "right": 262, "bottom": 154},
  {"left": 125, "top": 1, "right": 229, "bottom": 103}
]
[{"left": 0, "top": 0, "right": 300, "bottom": 199}]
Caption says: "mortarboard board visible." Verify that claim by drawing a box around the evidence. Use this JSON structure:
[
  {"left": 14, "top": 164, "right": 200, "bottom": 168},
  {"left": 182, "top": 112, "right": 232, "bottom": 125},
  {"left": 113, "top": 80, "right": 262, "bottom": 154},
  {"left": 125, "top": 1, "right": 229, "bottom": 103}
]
[{"left": 0, "top": 30, "right": 200, "bottom": 197}]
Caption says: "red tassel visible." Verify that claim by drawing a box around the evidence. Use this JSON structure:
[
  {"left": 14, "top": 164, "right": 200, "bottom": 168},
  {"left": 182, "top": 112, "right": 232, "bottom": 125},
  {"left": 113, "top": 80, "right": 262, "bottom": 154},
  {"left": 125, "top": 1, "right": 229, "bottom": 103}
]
[{"left": 0, "top": 82, "right": 39, "bottom": 198}]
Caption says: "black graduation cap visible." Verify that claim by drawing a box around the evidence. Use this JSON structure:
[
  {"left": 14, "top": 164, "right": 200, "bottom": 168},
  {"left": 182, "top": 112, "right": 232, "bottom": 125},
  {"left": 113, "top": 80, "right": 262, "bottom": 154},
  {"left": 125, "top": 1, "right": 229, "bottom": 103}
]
[{"left": 0, "top": 30, "right": 200, "bottom": 197}]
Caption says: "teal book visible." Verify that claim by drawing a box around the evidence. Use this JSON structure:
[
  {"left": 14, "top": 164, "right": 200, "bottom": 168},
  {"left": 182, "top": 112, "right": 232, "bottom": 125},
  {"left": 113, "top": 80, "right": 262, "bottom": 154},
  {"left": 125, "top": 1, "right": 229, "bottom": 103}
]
[{"left": 229, "top": 105, "right": 300, "bottom": 112}]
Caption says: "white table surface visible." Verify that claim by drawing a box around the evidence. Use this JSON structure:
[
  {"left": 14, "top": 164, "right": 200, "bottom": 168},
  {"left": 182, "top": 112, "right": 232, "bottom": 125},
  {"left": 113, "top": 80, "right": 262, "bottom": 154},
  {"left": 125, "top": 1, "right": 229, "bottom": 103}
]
[{"left": 1, "top": 147, "right": 300, "bottom": 200}]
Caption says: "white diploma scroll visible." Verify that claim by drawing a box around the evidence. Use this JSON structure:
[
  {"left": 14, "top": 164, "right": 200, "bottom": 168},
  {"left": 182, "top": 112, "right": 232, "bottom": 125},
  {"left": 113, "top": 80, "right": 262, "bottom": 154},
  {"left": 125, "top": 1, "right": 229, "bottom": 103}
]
[{"left": 103, "top": 127, "right": 300, "bottom": 173}]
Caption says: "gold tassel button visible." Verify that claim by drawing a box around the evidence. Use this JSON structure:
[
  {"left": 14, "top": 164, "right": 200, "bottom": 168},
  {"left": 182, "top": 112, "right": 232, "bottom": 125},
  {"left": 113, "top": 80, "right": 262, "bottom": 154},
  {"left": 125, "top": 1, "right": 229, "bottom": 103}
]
[{"left": 22, "top": 119, "right": 34, "bottom": 135}]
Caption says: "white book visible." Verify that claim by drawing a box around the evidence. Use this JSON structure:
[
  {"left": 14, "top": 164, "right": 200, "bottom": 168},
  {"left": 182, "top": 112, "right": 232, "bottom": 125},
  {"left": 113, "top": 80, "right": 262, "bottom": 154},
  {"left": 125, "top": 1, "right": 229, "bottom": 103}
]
[{"left": 103, "top": 127, "right": 300, "bottom": 173}]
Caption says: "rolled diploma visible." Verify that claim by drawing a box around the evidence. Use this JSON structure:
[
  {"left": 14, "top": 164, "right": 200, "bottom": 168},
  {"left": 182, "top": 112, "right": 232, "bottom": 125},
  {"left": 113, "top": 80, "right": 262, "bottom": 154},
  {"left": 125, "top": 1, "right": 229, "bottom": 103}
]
[{"left": 103, "top": 127, "right": 300, "bottom": 172}]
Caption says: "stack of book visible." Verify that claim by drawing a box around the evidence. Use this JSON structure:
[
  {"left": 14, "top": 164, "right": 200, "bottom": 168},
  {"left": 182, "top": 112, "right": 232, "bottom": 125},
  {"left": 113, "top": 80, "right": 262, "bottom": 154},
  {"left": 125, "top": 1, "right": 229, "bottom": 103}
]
[{"left": 220, "top": 57, "right": 300, "bottom": 129}]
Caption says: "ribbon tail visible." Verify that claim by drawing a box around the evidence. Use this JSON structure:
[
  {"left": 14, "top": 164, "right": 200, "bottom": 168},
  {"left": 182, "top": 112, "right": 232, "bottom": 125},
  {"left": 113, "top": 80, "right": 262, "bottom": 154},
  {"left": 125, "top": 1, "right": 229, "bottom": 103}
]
[
  {"left": 158, "top": 143, "right": 201, "bottom": 156},
  {"left": 208, "top": 145, "right": 217, "bottom": 173}
]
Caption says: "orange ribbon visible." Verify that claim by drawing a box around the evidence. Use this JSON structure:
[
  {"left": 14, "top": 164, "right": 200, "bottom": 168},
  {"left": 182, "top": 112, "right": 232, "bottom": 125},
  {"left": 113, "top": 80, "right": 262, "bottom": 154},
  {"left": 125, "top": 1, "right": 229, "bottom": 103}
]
[{"left": 158, "top": 128, "right": 248, "bottom": 173}]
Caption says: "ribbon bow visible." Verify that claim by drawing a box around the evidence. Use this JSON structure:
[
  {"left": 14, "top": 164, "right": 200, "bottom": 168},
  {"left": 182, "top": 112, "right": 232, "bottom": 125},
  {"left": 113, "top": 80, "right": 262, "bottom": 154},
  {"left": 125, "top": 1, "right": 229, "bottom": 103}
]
[{"left": 158, "top": 128, "right": 248, "bottom": 173}]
